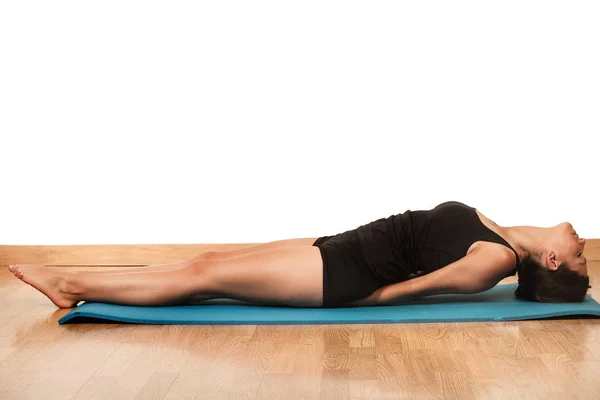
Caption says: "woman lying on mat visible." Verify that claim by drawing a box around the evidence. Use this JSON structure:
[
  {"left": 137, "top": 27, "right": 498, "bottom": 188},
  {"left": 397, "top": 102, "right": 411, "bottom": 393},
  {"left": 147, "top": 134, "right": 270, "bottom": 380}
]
[{"left": 8, "top": 201, "right": 590, "bottom": 309}]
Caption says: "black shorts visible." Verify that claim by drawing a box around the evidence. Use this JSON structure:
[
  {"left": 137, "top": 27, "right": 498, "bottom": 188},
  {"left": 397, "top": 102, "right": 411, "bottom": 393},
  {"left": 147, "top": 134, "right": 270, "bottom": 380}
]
[{"left": 312, "top": 228, "right": 383, "bottom": 307}]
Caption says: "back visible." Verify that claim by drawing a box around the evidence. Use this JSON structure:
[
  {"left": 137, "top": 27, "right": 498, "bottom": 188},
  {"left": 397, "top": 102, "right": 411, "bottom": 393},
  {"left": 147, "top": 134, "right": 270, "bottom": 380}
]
[{"left": 356, "top": 201, "right": 520, "bottom": 285}]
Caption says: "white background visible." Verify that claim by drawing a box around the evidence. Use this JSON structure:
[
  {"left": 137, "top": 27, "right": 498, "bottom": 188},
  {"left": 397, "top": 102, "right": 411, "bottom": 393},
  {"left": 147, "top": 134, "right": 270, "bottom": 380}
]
[{"left": 1, "top": 1, "right": 598, "bottom": 245}]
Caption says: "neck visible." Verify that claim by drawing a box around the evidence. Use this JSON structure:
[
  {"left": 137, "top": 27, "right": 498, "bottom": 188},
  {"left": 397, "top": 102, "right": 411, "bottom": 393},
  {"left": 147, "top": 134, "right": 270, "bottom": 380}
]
[{"left": 497, "top": 225, "right": 554, "bottom": 266}]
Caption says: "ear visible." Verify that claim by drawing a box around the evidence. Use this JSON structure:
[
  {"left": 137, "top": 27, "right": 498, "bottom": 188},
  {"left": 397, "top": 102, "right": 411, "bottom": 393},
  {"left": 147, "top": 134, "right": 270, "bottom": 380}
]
[{"left": 547, "top": 251, "right": 560, "bottom": 271}]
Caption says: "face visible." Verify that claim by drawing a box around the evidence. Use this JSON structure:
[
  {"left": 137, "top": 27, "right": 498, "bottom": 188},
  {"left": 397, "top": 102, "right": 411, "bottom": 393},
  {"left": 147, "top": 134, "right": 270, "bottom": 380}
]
[{"left": 548, "top": 222, "right": 588, "bottom": 276}]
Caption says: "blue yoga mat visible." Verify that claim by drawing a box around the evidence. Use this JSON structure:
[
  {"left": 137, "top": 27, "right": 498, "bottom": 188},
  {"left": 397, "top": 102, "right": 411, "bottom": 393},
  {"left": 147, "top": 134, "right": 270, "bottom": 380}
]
[{"left": 58, "top": 283, "right": 600, "bottom": 325}]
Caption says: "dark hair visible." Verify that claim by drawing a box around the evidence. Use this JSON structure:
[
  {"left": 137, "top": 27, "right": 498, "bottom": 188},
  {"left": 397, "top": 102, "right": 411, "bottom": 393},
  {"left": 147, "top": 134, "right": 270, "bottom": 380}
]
[{"left": 514, "top": 258, "right": 590, "bottom": 303}]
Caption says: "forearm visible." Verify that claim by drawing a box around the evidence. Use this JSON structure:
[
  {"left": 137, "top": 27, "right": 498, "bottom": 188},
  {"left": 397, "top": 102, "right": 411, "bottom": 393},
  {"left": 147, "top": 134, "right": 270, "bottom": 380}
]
[
  {"left": 349, "top": 279, "right": 422, "bottom": 306},
  {"left": 349, "top": 268, "right": 495, "bottom": 307}
]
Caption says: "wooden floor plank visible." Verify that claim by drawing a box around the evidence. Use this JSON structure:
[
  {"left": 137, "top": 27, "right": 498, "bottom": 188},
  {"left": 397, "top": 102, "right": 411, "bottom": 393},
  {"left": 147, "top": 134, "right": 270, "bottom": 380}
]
[
  {"left": 1, "top": 262, "right": 599, "bottom": 399},
  {"left": 2, "top": 239, "right": 599, "bottom": 265}
]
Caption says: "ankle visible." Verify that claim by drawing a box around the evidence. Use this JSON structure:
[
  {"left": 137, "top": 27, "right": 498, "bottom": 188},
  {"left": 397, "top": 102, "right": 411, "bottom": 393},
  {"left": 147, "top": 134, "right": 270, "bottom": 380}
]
[{"left": 59, "top": 273, "right": 84, "bottom": 299}]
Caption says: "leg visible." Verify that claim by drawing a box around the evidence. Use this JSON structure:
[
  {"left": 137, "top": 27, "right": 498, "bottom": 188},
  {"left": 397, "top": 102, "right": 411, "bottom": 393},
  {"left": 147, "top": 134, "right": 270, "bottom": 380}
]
[
  {"left": 198, "top": 246, "right": 324, "bottom": 307},
  {"left": 9, "top": 246, "right": 324, "bottom": 308},
  {"left": 79, "top": 237, "right": 319, "bottom": 274},
  {"left": 9, "top": 260, "right": 199, "bottom": 308}
]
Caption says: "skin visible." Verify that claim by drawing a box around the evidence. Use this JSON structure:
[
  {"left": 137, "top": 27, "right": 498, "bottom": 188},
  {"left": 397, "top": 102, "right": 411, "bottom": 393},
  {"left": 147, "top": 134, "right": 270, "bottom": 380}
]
[
  {"left": 7, "top": 211, "right": 588, "bottom": 309},
  {"left": 497, "top": 221, "right": 587, "bottom": 276}
]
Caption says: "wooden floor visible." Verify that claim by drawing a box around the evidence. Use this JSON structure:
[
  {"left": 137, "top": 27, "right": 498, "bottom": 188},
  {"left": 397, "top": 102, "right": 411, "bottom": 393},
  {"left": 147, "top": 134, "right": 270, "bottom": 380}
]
[{"left": 1, "top": 263, "right": 599, "bottom": 400}]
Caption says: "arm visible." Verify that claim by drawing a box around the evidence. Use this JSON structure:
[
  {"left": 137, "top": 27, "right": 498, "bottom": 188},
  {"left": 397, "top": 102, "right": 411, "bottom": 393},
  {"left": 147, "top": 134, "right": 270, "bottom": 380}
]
[
  {"left": 348, "top": 278, "right": 422, "bottom": 306},
  {"left": 349, "top": 246, "right": 514, "bottom": 306}
]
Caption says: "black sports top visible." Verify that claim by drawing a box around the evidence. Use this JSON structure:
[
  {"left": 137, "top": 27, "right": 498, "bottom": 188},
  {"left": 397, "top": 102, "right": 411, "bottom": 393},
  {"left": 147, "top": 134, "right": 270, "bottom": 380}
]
[{"left": 356, "top": 200, "right": 521, "bottom": 283}]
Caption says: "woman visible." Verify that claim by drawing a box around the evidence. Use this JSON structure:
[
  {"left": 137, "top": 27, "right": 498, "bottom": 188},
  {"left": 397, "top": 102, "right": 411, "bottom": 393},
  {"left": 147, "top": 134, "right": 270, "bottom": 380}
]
[{"left": 8, "top": 201, "right": 590, "bottom": 309}]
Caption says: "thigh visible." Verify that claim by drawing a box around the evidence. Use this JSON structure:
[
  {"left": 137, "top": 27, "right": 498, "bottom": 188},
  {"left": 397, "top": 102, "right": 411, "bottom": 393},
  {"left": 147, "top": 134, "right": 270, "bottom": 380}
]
[
  {"left": 198, "top": 237, "right": 319, "bottom": 260},
  {"left": 203, "top": 246, "right": 324, "bottom": 307}
]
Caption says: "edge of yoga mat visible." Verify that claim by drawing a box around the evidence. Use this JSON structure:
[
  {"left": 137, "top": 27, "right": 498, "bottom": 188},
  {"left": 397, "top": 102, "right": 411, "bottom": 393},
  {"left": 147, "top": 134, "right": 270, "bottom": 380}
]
[{"left": 58, "top": 283, "right": 600, "bottom": 325}]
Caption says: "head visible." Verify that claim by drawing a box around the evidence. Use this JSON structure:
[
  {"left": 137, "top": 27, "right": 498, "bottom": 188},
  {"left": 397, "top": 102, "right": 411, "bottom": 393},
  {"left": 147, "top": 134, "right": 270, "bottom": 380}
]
[{"left": 515, "top": 222, "right": 590, "bottom": 303}]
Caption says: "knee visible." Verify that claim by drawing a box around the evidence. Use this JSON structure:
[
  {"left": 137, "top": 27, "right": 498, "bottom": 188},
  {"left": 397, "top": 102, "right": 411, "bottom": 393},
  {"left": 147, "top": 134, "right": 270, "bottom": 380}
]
[
  {"left": 186, "top": 256, "right": 221, "bottom": 293},
  {"left": 190, "top": 251, "right": 219, "bottom": 263}
]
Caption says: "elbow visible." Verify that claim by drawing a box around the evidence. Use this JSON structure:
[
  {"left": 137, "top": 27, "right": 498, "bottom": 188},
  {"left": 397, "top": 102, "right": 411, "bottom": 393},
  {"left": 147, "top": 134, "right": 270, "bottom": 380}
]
[{"left": 463, "top": 279, "right": 496, "bottom": 294}]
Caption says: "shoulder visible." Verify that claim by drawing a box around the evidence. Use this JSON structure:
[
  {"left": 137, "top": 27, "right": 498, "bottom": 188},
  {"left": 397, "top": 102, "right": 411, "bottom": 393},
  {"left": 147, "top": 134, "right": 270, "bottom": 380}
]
[{"left": 472, "top": 242, "right": 518, "bottom": 274}]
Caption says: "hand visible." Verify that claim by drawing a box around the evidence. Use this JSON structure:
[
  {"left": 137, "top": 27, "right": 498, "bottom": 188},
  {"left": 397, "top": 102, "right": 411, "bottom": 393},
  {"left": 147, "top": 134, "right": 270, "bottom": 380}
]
[{"left": 347, "top": 286, "right": 388, "bottom": 307}]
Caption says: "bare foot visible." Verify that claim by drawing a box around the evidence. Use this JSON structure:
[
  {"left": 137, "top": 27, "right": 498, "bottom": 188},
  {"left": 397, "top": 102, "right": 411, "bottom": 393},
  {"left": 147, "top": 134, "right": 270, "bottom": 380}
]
[{"left": 9, "top": 264, "right": 79, "bottom": 308}]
